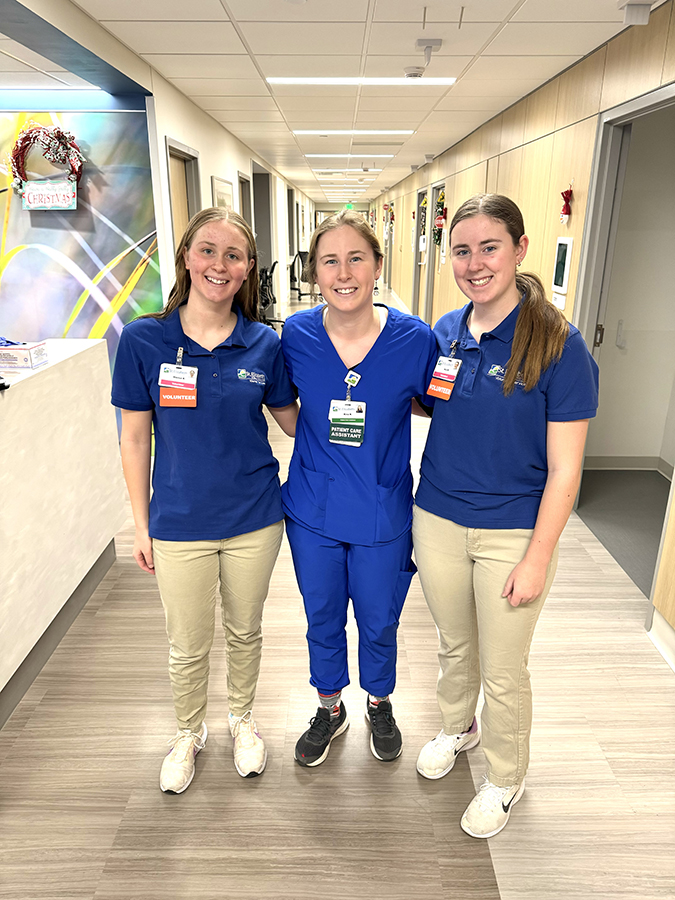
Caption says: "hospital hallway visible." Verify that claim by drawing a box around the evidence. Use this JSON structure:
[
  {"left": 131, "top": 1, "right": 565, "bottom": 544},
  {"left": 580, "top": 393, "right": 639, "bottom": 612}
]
[{"left": 1, "top": 393, "right": 674, "bottom": 900}]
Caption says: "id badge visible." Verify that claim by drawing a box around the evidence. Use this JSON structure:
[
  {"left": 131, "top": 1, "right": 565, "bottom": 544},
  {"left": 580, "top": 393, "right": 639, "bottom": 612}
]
[
  {"left": 328, "top": 399, "right": 366, "bottom": 446},
  {"left": 427, "top": 355, "right": 462, "bottom": 401},
  {"left": 159, "top": 362, "right": 198, "bottom": 407}
]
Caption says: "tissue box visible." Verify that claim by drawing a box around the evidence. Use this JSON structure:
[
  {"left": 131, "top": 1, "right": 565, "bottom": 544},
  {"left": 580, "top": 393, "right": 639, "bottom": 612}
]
[{"left": 0, "top": 341, "right": 48, "bottom": 369}]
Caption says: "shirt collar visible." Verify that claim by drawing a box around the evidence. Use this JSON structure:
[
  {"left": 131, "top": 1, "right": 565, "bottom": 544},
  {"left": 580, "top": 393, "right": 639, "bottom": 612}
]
[
  {"left": 460, "top": 298, "right": 522, "bottom": 347},
  {"left": 162, "top": 302, "right": 249, "bottom": 353}
]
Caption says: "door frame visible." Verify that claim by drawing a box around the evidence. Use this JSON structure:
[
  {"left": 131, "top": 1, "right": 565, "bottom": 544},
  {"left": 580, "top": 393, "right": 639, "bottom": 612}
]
[
  {"left": 574, "top": 82, "right": 675, "bottom": 626},
  {"left": 411, "top": 188, "right": 428, "bottom": 317}
]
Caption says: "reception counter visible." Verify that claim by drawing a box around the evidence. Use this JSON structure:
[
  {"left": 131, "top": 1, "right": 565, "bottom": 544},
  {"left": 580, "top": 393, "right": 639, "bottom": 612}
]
[{"left": 0, "top": 339, "right": 126, "bottom": 724}]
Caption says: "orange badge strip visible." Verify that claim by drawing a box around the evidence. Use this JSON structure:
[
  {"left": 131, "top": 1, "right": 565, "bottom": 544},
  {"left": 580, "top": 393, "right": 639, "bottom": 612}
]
[{"left": 160, "top": 386, "right": 197, "bottom": 407}]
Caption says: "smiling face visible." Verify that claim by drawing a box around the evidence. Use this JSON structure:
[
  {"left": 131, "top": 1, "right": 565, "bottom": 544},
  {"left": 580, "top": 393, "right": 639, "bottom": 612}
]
[
  {"left": 450, "top": 214, "right": 528, "bottom": 316},
  {"left": 314, "top": 225, "right": 383, "bottom": 317},
  {"left": 183, "top": 219, "right": 254, "bottom": 311}
]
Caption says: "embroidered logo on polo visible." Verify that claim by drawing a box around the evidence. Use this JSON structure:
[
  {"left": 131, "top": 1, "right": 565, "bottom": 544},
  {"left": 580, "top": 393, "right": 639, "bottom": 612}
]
[
  {"left": 487, "top": 364, "right": 525, "bottom": 387},
  {"left": 237, "top": 368, "right": 266, "bottom": 385}
]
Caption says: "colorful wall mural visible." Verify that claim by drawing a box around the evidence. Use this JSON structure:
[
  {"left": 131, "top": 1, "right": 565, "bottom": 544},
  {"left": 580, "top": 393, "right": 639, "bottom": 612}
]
[{"left": 0, "top": 110, "right": 162, "bottom": 364}]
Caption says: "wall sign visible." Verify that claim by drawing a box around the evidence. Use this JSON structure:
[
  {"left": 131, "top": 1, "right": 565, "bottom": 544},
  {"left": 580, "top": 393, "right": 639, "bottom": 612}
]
[{"left": 22, "top": 180, "right": 77, "bottom": 211}]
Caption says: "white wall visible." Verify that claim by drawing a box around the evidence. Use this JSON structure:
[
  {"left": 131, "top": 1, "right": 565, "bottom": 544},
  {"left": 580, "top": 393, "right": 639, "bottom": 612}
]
[{"left": 585, "top": 106, "right": 675, "bottom": 468}]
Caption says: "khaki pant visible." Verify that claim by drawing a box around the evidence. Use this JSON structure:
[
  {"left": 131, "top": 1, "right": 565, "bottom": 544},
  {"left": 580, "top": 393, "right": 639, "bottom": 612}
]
[
  {"left": 412, "top": 506, "right": 558, "bottom": 787},
  {"left": 153, "top": 521, "right": 284, "bottom": 730}
]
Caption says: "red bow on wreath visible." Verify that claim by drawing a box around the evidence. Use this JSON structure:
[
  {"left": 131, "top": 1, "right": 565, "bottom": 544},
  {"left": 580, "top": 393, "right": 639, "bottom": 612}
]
[{"left": 560, "top": 188, "right": 573, "bottom": 224}]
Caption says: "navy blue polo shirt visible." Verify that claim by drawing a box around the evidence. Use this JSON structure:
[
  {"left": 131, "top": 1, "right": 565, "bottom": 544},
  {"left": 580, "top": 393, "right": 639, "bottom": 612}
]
[
  {"left": 416, "top": 301, "right": 599, "bottom": 529},
  {"left": 281, "top": 304, "right": 438, "bottom": 546},
  {"left": 111, "top": 305, "right": 295, "bottom": 540}
]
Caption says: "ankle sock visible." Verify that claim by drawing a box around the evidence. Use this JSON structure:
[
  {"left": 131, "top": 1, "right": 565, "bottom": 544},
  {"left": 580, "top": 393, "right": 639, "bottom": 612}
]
[
  {"left": 368, "top": 694, "right": 389, "bottom": 708},
  {"left": 318, "top": 690, "right": 342, "bottom": 718}
]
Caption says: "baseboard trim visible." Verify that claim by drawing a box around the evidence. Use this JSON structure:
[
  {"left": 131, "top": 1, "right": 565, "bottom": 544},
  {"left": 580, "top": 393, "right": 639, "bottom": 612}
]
[
  {"left": 0, "top": 540, "right": 116, "bottom": 731},
  {"left": 584, "top": 456, "right": 673, "bottom": 480},
  {"left": 648, "top": 608, "right": 675, "bottom": 674}
]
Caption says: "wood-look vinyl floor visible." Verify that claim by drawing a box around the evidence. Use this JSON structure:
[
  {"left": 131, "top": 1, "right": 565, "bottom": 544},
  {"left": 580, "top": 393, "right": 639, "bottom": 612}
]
[{"left": 3, "top": 291, "right": 675, "bottom": 898}]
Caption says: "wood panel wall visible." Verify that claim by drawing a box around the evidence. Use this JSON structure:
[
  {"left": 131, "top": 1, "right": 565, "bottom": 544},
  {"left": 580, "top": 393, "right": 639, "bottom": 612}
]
[{"left": 373, "top": 0, "right": 675, "bottom": 632}]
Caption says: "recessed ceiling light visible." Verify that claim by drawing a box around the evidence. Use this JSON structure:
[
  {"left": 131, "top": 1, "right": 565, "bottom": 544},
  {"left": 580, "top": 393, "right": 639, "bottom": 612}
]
[
  {"left": 305, "top": 154, "right": 395, "bottom": 159},
  {"left": 312, "top": 168, "right": 383, "bottom": 173},
  {"left": 295, "top": 130, "right": 414, "bottom": 136},
  {"left": 269, "top": 77, "right": 455, "bottom": 86}
]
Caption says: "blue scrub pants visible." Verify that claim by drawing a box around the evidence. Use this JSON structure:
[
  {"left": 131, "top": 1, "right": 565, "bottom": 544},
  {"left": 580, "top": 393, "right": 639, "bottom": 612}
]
[{"left": 285, "top": 518, "right": 416, "bottom": 697}]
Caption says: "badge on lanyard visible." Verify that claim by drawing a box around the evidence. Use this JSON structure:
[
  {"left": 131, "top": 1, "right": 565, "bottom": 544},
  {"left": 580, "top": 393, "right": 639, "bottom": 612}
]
[
  {"left": 427, "top": 342, "right": 462, "bottom": 401},
  {"left": 328, "top": 369, "right": 366, "bottom": 445},
  {"left": 328, "top": 400, "right": 366, "bottom": 446},
  {"left": 159, "top": 347, "right": 198, "bottom": 407}
]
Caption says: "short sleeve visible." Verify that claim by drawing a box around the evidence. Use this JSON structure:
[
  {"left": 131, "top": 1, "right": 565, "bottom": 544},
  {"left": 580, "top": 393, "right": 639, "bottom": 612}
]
[
  {"left": 545, "top": 330, "right": 599, "bottom": 422},
  {"left": 418, "top": 325, "right": 440, "bottom": 401},
  {"left": 111, "top": 324, "right": 154, "bottom": 411},
  {"left": 264, "top": 334, "right": 296, "bottom": 408}
]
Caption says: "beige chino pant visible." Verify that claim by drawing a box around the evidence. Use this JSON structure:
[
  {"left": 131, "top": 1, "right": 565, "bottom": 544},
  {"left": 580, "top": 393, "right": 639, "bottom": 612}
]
[
  {"left": 413, "top": 506, "right": 558, "bottom": 787},
  {"left": 153, "top": 520, "right": 284, "bottom": 731}
]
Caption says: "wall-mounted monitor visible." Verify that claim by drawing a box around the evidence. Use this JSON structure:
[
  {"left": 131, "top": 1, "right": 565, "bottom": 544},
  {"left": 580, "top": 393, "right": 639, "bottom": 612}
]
[{"left": 552, "top": 236, "right": 573, "bottom": 294}]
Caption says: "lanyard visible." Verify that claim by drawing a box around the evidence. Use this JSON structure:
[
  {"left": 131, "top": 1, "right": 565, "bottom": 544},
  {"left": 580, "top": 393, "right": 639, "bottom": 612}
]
[
  {"left": 344, "top": 368, "right": 361, "bottom": 401},
  {"left": 176, "top": 346, "right": 184, "bottom": 366}
]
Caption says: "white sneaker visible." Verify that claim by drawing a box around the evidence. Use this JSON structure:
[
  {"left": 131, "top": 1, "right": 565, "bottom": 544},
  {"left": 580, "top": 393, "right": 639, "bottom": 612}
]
[
  {"left": 416, "top": 717, "right": 480, "bottom": 779},
  {"left": 229, "top": 710, "right": 267, "bottom": 778},
  {"left": 159, "top": 723, "right": 207, "bottom": 794},
  {"left": 460, "top": 776, "right": 525, "bottom": 838}
]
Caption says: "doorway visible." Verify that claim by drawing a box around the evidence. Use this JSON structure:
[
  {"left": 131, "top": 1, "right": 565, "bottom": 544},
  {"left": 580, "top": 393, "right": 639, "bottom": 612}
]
[
  {"left": 166, "top": 138, "right": 200, "bottom": 251},
  {"left": 238, "top": 172, "right": 252, "bottom": 225},
  {"left": 575, "top": 86, "right": 675, "bottom": 628},
  {"left": 411, "top": 190, "right": 428, "bottom": 317},
  {"left": 252, "top": 162, "right": 273, "bottom": 269}
]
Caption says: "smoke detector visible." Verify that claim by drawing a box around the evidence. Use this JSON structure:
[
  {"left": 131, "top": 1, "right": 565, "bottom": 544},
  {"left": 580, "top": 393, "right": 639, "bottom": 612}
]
[{"left": 404, "top": 67, "right": 425, "bottom": 79}]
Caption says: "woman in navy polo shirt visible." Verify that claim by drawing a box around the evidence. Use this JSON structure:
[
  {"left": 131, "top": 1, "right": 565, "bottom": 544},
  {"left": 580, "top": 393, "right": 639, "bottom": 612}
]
[
  {"left": 281, "top": 211, "right": 438, "bottom": 767},
  {"left": 112, "top": 208, "right": 297, "bottom": 794},
  {"left": 413, "top": 194, "right": 598, "bottom": 838}
]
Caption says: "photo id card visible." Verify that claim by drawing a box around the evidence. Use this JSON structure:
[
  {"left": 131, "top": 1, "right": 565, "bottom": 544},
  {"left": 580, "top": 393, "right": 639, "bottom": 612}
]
[
  {"left": 427, "top": 355, "right": 462, "bottom": 401},
  {"left": 328, "top": 399, "right": 366, "bottom": 446}
]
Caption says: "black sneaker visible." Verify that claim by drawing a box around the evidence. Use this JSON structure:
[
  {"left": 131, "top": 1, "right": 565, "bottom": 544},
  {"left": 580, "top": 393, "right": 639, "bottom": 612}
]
[
  {"left": 294, "top": 704, "right": 350, "bottom": 767},
  {"left": 365, "top": 700, "right": 402, "bottom": 761}
]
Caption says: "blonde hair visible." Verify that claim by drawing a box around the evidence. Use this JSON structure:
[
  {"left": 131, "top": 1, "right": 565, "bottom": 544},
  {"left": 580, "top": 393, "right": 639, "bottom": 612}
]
[
  {"left": 450, "top": 193, "right": 569, "bottom": 395},
  {"left": 143, "top": 207, "right": 260, "bottom": 322},
  {"left": 303, "top": 210, "right": 383, "bottom": 287}
]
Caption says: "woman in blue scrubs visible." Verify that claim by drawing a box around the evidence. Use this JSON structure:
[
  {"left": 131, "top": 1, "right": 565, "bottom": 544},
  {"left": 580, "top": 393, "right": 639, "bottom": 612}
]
[
  {"left": 112, "top": 208, "right": 297, "bottom": 794},
  {"left": 281, "top": 210, "right": 438, "bottom": 767},
  {"left": 413, "top": 194, "right": 599, "bottom": 838}
]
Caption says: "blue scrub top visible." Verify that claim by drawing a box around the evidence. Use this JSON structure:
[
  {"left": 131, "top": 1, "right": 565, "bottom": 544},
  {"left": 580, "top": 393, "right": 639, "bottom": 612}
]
[
  {"left": 416, "top": 301, "right": 599, "bottom": 530},
  {"left": 281, "top": 304, "right": 438, "bottom": 546},
  {"left": 111, "top": 305, "right": 295, "bottom": 541}
]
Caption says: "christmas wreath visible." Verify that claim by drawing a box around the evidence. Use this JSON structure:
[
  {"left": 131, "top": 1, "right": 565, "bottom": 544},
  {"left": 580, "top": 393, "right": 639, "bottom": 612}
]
[
  {"left": 9, "top": 123, "right": 85, "bottom": 197},
  {"left": 432, "top": 190, "right": 446, "bottom": 245},
  {"left": 419, "top": 194, "right": 427, "bottom": 235}
]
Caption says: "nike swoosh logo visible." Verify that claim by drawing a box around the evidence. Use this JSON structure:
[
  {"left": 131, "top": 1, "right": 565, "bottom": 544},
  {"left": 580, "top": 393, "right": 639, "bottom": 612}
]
[{"left": 502, "top": 794, "right": 517, "bottom": 813}]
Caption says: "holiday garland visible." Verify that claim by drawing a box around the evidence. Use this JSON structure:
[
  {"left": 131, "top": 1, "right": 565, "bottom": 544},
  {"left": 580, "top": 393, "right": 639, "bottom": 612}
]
[
  {"left": 419, "top": 194, "right": 427, "bottom": 235},
  {"left": 432, "top": 190, "right": 446, "bottom": 246},
  {"left": 9, "top": 123, "right": 85, "bottom": 197}
]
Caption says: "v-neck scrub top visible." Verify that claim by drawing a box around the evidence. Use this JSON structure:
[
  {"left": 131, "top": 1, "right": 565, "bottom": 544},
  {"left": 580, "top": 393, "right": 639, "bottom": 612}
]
[
  {"left": 111, "top": 305, "right": 295, "bottom": 541},
  {"left": 416, "top": 302, "right": 599, "bottom": 530},
  {"left": 281, "top": 304, "right": 438, "bottom": 546}
]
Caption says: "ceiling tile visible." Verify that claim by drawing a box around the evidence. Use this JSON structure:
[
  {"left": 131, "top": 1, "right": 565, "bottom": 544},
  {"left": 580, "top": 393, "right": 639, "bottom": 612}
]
[
  {"left": 484, "top": 22, "right": 622, "bottom": 56},
  {"left": 226, "top": 0, "right": 369, "bottom": 21},
  {"left": 238, "top": 22, "right": 367, "bottom": 55},
  {"left": 197, "top": 96, "right": 279, "bottom": 111},
  {"left": 464, "top": 55, "right": 581, "bottom": 79},
  {"left": 276, "top": 96, "right": 357, "bottom": 111},
  {"left": 257, "top": 55, "right": 362, "bottom": 77},
  {"left": 141, "top": 54, "right": 258, "bottom": 79},
  {"left": 0, "top": 53, "right": 36, "bottom": 73},
  {"left": 100, "top": 21, "right": 245, "bottom": 55},
  {"left": 367, "top": 22, "right": 496, "bottom": 56},
  {"left": 73, "top": 0, "right": 227, "bottom": 18},
  {"left": 512, "top": 0, "right": 624, "bottom": 22},
  {"left": 360, "top": 84, "right": 449, "bottom": 98},
  {"left": 363, "top": 55, "right": 472, "bottom": 78},
  {"left": 358, "top": 94, "right": 440, "bottom": 111},
  {"left": 354, "top": 110, "right": 426, "bottom": 126},
  {"left": 373, "top": 0, "right": 512, "bottom": 22},
  {"left": 448, "top": 77, "right": 543, "bottom": 97},
  {"left": 213, "top": 110, "right": 286, "bottom": 123},
  {"left": 270, "top": 84, "right": 359, "bottom": 98},
  {"left": 170, "top": 77, "right": 269, "bottom": 96},
  {"left": 434, "top": 94, "right": 505, "bottom": 111}
]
